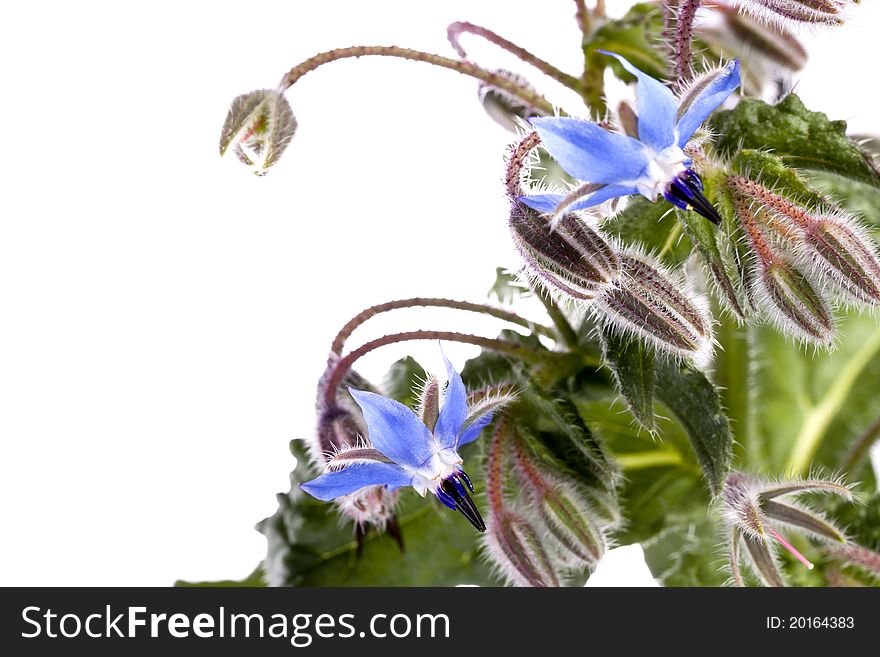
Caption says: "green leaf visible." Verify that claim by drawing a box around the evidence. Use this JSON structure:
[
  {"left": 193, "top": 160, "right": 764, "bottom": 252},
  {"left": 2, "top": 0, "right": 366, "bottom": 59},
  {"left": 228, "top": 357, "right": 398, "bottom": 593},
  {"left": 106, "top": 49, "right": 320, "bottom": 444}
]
[
  {"left": 488, "top": 267, "right": 530, "bottom": 304},
  {"left": 642, "top": 515, "right": 728, "bottom": 587},
  {"left": 755, "top": 314, "right": 880, "bottom": 477},
  {"left": 603, "top": 197, "right": 692, "bottom": 264},
  {"left": 175, "top": 567, "right": 266, "bottom": 587},
  {"left": 675, "top": 208, "right": 744, "bottom": 318},
  {"left": 382, "top": 356, "right": 427, "bottom": 409},
  {"left": 711, "top": 94, "right": 880, "bottom": 188},
  {"left": 729, "top": 149, "right": 828, "bottom": 208},
  {"left": 587, "top": 3, "right": 667, "bottom": 81},
  {"left": 654, "top": 359, "right": 733, "bottom": 496},
  {"left": 257, "top": 443, "right": 500, "bottom": 587},
  {"left": 598, "top": 325, "right": 656, "bottom": 432}
]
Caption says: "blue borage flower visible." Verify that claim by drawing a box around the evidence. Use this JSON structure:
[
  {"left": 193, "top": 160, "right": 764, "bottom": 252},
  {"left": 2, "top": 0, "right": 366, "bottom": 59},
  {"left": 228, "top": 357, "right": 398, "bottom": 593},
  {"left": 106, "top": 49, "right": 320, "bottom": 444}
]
[
  {"left": 301, "top": 351, "right": 495, "bottom": 531},
  {"left": 520, "top": 52, "right": 740, "bottom": 225}
]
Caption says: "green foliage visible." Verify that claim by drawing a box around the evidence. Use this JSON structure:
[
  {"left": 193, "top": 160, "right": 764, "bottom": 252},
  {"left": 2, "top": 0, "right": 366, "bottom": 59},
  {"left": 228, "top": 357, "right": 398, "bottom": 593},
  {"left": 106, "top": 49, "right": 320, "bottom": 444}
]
[
  {"left": 586, "top": 3, "right": 667, "bottom": 81},
  {"left": 711, "top": 94, "right": 880, "bottom": 188},
  {"left": 256, "top": 453, "right": 500, "bottom": 587},
  {"left": 598, "top": 326, "right": 656, "bottom": 433}
]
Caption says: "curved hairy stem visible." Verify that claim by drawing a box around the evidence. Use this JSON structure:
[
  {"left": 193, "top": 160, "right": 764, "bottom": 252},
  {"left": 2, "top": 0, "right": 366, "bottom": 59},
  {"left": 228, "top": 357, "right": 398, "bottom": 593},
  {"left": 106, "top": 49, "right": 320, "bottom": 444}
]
[
  {"left": 447, "top": 21, "right": 583, "bottom": 92},
  {"left": 322, "top": 330, "right": 545, "bottom": 408},
  {"left": 329, "top": 297, "right": 557, "bottom": 357},
  {"left": 281, "top": 45, "right": 557, "bottom": 116}
]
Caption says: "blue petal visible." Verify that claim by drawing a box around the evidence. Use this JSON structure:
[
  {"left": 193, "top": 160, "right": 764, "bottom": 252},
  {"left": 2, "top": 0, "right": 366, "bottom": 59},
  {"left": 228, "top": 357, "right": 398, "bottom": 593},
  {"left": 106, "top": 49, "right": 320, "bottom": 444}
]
[
  {"left": 518, "top": 193, "right": 567, "bottom": 213},
  {"left": 564, "top": 183, "right": 640, "bottom": 211},
  {"left": 434, "top": 348, "right": 467, "bottom": 449},
  {"left": 600, "top": 51, "right": 677, "bottom": 152},
  {"left": 530, "top": 117, "right": 650, "bottom": 184},
  {"left": 349, "top": 389, "right": 433, "bottom": 469},
  {"left": 519, "top": 183, "right": 638, "bottom": 215},
  {"left": 458, "top": 413, "right": 492, "bottom": 448},
  {"left": 300, "top": 463, "right": 412, "bottom": 501},
  {"left": 676, "top": 60, "right": 741, "bottom": 147}
]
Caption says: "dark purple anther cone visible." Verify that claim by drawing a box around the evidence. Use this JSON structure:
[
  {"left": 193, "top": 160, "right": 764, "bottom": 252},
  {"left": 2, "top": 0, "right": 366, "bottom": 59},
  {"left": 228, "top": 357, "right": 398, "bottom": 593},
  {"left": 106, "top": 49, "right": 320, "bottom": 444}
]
[
  {"left": 437, "top": 472, "right": 486, "bottom": 532},
  {"left": 663, "top": 169, "right": 722, "bottom": 225}
]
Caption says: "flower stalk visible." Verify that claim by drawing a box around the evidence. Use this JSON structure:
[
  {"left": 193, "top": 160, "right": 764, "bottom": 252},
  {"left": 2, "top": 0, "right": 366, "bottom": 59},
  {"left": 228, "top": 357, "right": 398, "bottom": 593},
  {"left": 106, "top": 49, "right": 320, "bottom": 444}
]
[{"left": 280, "top": 45, "right": 557, "bottom": 116}]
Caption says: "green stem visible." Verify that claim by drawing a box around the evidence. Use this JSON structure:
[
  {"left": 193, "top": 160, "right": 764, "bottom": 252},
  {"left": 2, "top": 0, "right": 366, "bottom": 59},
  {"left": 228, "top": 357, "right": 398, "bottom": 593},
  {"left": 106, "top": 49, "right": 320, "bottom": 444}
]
[
  {"left": 534, "top": 288, "right": 580, "bottom": 349},
  {"left": 786, "top": 327, "right": 880, "bottom": 473},
  {"left": 841, "top": 413, "right": 880, "bottom": 474},
  {"left": 329, "top": 297, "right": 557, "bottom": 356},
  {"left": 281, "top": 45, "right": 557, "bottom": 116}
]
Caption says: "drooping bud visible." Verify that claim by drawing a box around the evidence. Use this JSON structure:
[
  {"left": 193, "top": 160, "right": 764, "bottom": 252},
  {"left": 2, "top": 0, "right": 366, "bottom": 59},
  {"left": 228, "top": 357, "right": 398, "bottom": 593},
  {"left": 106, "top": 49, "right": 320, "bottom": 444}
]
[
  {"left": 512, "top": 439, "right": 606, "bottom": 568},
  {"left": 509, "top": 202, "right": 620, "bottom": 301},
  {"left": 729, "top": 190, "right": 835, "bottom": 345},
  {"left": 731, "top": 0, "right": 845, "bottom": 26},
  {"left": 697, "top": 2, "right": 807, "bottom": 78},
  {"left": 315, "top": 403, "right": 400, "bottom": 530},
  {"left": 595, "top": 250, "right": 714, "bottom": 361},
  {"left": 219, "top": 89, "right": 297, "bottom": 176},
  {"left": 800, "top": 214, "right": 880, "bottom": 305},
  {"left": 477, "top": 69, "right": 543, "bottom": 132},
  {"left": 484, "top": 510, "right": 562, "bottom": 587},
  {"left": 729, "top": 177, "right": 880, "bottom": 306}
]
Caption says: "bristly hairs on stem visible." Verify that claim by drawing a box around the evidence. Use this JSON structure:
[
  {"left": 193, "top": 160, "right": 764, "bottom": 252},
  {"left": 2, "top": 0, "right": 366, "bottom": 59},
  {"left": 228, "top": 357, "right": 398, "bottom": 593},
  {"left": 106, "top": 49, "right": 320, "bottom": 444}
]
[
  {"left": 280, "top": 45, "right": 558, "bottom": 116},
  {"left": 672, "top": 0, "right": 703, "bottom": 89},
  {"left": 446, "top": 21, "right": 584, "bottom": 93}
]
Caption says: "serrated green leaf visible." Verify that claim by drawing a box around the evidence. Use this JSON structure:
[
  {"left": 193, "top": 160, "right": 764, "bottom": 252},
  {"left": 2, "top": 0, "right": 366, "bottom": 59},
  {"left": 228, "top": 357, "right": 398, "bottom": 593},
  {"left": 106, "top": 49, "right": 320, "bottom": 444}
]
[
  {"left": 730, "top": 149, "right": 828, "bottom": 208},
  {"left": 598, "top": 325, "right": 656, "bottom": 432},
  {"left": 711, "top": 94, "right": 880, "bottom": 188},
  {"left": 654, "top": 360, "right": 733, "bottom": 496},
  {"left": 256, "top": 444, "right": 499, "bottom": 587}
]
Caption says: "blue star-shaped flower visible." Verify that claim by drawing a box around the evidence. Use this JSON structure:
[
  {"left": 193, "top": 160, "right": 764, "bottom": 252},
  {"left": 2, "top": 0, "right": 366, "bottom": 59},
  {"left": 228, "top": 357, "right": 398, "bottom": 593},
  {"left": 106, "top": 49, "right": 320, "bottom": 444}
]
[
  {"left": 520, "top": 52, "right": 740, "bottom": 225},
  {"left": 301, "top": 352, "right": 493, "bottom": 531}
]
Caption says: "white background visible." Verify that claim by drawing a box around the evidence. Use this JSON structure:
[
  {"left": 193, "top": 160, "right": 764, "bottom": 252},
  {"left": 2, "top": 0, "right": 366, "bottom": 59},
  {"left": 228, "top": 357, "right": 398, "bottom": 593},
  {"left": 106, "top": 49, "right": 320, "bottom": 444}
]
[{"left": 1, "top": 0, "right": 878, "bottom": 586}]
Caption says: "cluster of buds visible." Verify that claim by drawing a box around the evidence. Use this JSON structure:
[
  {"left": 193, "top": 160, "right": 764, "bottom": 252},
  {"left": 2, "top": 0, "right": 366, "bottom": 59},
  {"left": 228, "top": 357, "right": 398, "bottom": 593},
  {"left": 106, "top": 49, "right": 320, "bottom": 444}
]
[
  {"left": 695, "top": 0, "right": 808, "bottom": 97},
  {"left": 482, "top": 415, "right": 615, "bottom": 586},
  {"left": 726, "top": 175, "right": 880, "bottom": 346},
  {"left": 720, "top": 472, "right": 855, "bottom": 586},
  {"left": 507, "top": 134, "right": 714, "bottom": 363}
]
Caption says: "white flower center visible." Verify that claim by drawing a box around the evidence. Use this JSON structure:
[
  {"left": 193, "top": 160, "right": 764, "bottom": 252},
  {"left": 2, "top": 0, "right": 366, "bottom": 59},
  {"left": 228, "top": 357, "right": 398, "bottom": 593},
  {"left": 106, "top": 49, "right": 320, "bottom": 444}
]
[
  {"left": 636, "top": 145, "right": 689, "bottom": 202},
  {"left": 409, "top": 447, "right": 463, "bottom": 496}
]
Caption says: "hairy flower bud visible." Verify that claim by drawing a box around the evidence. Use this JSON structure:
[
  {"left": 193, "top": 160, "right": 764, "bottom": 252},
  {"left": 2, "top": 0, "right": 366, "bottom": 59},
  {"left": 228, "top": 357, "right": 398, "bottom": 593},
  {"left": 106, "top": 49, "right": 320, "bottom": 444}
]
[
  {"left": 698, "top": 2, "right": 808, "bottom": 79},
  {"left": 315, "top": 403, "right": 399, "bottom": 529},
  {"left": 484, "top": 510, "right": 561, "bottom": 587},
  {"left": 731, "top": 0, "right": 845, "bottom": 26},
  {"left": 513, "top": 440, "right": 606, "bottom": 568},
  {"left": 219, "top": 89, "right": 297, "bottom": 176},
  {"left": 595, "top": 251, "right": 714, "bottom": 361},
  {"left": 730, "top": 177, "right": 880, "bottom": 306},
  {"left": 730, "top": 190, "right": 835, "bottom": 345},
  {"left": 509, "top": 202, "right": 619, "bottom": 300},
  {"left": 478, "top": 69, "right": 542, "bottom": 132}
]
